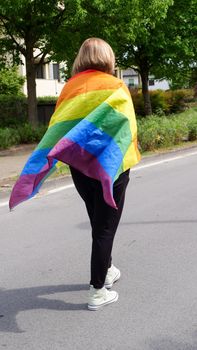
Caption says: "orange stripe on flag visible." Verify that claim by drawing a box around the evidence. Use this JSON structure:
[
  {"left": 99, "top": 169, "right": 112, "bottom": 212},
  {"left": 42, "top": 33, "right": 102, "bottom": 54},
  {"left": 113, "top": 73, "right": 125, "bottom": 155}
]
[{"left": 56, "top": 71, "right": 124, "bottom": 109}]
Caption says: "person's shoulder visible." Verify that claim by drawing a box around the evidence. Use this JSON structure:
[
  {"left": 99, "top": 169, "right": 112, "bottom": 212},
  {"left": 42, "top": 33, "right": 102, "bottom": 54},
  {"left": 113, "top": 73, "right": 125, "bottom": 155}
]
[
  {"left": 109, "top": 75, "right": 130, "bottom": 97},
  {"left": 93, "top": 72, "right": 128, "bottom": 92},
  {"left": 104, "top": 74, "right": 129, "bottom": 92}
]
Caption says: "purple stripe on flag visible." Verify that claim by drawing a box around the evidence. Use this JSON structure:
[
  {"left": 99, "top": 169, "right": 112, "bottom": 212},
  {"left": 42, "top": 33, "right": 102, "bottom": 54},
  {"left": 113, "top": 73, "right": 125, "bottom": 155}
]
[
  {"left": 9, "top": 161, "right": 53, "bottom": 210},
  {"left": 9, "top": 173, "right": 38, "bottom": 209},
  {"left": 48, "top": 138, "right": 117, "bottom": 209},
  {"left": 9, "top": 138, "right": 117, "bottom": 210}
]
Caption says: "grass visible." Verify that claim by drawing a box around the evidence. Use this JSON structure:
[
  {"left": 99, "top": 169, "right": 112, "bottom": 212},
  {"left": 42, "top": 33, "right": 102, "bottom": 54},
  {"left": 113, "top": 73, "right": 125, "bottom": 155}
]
[
  {"left": 51, "top": 163, "right": 70, "bottom": 178},
  {"left": 142, "top": 139, "right": 197, "bottom": 157}
]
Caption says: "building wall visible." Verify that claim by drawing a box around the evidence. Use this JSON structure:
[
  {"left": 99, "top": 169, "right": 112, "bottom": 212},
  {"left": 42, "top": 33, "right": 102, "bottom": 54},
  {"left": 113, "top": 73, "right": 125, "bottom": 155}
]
[
  {"left": 148, "top": 79, "right": 170, "bottom": 91},
  {"left": 123, "top": 75, "right": 139, "bottom": 88},
  {"left": 19, "top": 52, "right": 65, "bottom": 97},
  {"left": 121, "top": 68, "right": 170, "bottom": 91},
  {"left": 23, "top": 79, "right": 64, "bottom": 97},
  {"left": 19, "top": 56, "right": 170, "bottom": 97}
]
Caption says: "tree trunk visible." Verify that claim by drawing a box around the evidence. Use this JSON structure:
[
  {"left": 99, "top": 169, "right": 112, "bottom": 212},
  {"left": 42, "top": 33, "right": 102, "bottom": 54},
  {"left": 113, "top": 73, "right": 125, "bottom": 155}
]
[
  {"left": 25, "top": 45, "right": 38, "bottom": 127},
  {"left": 140, "top": 70, "right": 152, "bottom": 116},
  {"left": 194, "top": 83, "right": 197, "bottom": 98}
]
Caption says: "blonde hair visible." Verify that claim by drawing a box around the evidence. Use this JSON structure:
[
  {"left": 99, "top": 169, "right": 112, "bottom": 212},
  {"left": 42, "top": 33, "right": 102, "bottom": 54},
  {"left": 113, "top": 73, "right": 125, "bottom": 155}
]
[{"left": 72, "top": 38, "right": 115, "bottom": 76}]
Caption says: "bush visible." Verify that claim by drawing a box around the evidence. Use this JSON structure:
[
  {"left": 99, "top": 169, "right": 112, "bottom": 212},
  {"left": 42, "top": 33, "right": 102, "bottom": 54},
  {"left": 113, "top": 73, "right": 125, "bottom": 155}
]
[
  {"left": 165, "top": 89, "right": 193, "bottom": 113},
  {"left": 34, "top": 124, "right": 47, "bottom": 141},
  {"left": 130, "top": 88, "right": 194, "bottom": 116},
  {"left": 17, "top": 124, "right": 46, "bottom": 144},
  {"left": 137, "top": 115, "right": 189, "bottom": 152},
  {"left": 0, "top": 124, "right": 47, "bottom": 150},
  {"left": 137, "top": 117, "right": 159, "bottom": 150},
  {"left": 17, "top": 124, "right": 47, "bottom": 144},
  {"left": 37, "top": 96, "right": 58, "bottom": 104},
  {"left": 188, "top": 119, "right": 197, "bottom": 141},
  {"left": 0, "top": 95, "right": 56, "bottom": 128},
  {"left": 149, "top": 90, "right": 170, "bottom": 114},
  {"left": 0, "top": 95, "right": 28, "bottom": 128},
  {"left": 0, "top": 66, "right": 25, "bottom": 96},
  {"left": 0, "top": 110, "right": 196, "bottom": 151},
  {"left": 0, "top": 127, "right": 21, "bottom": 149}
]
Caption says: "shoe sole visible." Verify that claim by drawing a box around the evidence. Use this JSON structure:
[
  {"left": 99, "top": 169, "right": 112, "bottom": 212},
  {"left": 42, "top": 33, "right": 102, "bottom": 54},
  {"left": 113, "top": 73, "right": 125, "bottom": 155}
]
[
  {"left": 88, "top": 293, "right": 119, "bottom": 311},
  {"left": 104, "top": 270, "right": 121, "bottom": 289}
]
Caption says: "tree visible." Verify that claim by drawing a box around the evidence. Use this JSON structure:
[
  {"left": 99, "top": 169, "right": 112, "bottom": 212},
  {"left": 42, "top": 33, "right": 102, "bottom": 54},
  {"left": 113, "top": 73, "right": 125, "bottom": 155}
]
[
  {"left": 152, "top": 0, "right": 197, "bottom": 90},
  {"left": 0, "top": 0, "right": 85, "bottom": 126},
  {"left": 75, "top": 0, "right": 197, "bottom": 115},
  {"left": 0, "top": 65, "right": 25, "bottom": 95},
  {"left": 2, "top": 0, "right": 196, "bottom": 120},
  {"left": 101, "top": 0, "right": 174, "bottom": 115},
  {"left": 113, "top": 0, "right": 197, "bottom": 115},
  {"left": 68, "top": 0, "right": 173, "bottom": 115},
  {"left": 51, "top": 0, "right": 139, "bottom": 77}
]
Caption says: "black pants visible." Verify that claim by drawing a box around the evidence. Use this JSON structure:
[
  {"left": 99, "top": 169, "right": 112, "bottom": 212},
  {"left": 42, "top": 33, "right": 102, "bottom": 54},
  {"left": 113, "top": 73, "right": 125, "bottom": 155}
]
[{"left": 70, "top": 167, "right": 130, "bottom": 289}]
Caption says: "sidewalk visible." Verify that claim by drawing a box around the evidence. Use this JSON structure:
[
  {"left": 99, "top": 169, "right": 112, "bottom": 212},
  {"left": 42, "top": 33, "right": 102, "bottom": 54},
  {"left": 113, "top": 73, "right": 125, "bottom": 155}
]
[
  {"left": 1, "top": 142, "right": 197, "bottom": 200},
  {"left": 0, "top": 144, "right": 71, "bottom": 201},
  {"left": 0, "top": 144, "right": 36, "bottom": 185}
]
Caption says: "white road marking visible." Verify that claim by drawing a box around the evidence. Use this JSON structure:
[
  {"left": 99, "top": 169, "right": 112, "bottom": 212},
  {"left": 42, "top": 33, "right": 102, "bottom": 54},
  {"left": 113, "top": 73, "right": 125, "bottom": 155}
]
[
  {"left": 131, "top": 150, "right": 197, "bottom": 172},
  {"left": 47, "top": 184, "right": 74, "bottom": 194},
  {"left": 1, "top": 149, "right": 197, "bottom": 209},
  {"left": 0, "top": 201, "right": 9, "bottom": 208}
]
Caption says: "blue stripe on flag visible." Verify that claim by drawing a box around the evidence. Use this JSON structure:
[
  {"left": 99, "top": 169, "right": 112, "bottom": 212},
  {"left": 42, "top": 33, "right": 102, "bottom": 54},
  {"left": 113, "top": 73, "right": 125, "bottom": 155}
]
[
  {"left": 64, "top": 119, "right": 123, "bottom": 179},
  {"left": 21, "top": 148, "right": 57, "bottom": 175}
]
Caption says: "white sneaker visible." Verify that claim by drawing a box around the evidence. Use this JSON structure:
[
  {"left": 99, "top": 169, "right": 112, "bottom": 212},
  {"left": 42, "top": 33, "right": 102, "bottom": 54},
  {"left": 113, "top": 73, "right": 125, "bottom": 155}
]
[
  {"left": 104, "top": 264, "right": 121, "bottom": 289},
  {"left": 88, "top": 285, "right": 118, "bottom": 311}
]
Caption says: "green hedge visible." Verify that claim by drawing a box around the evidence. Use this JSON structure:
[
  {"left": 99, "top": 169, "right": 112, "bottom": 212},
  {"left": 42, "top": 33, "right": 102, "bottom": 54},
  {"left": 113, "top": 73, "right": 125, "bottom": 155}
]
[
  {"left": 0, "top": 90, "right": 194, "bottom": 128},
  {"left": 0, "top": 95, "right": 28, "bottom": 127},
  {"left": 0, "top": 95, "right": 57, "bottom": 128},
  {"left": 0, "top": 128, "right": 21, "bottom": 149},
  {"left": 137, "top": 108, "right": 197, "bottom": 152},
  {"left": 130, "top": 89, "right": 194, "bottom": 116},
  {"left": 0, "top": 124, "right": 47, "bottom": 149},
  {"left": 0, "top": 108, "right": 197, "bottom": 151},
  {"left": 37, "top": 96, "right": 58, "bottom": 104}
]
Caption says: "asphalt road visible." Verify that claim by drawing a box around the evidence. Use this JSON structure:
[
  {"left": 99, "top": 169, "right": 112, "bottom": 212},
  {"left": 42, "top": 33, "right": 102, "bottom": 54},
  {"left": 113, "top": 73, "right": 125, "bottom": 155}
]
[{"left": 0, "top": 148, "right": 197, "bottom": 350}]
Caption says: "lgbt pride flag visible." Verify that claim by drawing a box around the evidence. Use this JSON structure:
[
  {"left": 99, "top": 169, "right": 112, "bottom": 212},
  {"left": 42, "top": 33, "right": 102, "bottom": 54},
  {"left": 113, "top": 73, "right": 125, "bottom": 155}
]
[{"left": 9, "top": 70, "right": 141, "bottom": 210}]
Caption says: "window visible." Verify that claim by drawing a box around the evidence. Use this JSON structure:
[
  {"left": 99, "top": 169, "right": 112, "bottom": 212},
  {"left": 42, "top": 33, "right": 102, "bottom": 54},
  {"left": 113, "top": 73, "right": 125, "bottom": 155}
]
[
  {"left": 35, "top": 64, "right": 44, "bottom": 79},
  {"left": 53, "top": 63, "right": 60, "bottom": 81},
  {"left": 149, "top": 79, "right": 155, "bottom": 86},
  {"left": 128, "top": 78, "right": 135, "bottom": 88}
]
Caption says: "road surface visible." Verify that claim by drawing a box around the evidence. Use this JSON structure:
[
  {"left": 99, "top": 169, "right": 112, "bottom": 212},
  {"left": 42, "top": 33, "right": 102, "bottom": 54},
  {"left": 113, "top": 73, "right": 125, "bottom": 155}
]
[{"left": 0, "top": 148, "right": 197, "bottom": 350}]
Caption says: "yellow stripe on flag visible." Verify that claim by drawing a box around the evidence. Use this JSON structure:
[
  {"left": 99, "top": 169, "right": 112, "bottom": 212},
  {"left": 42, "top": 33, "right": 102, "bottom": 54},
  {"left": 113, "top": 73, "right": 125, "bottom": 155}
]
[
  {"left": 123, "top": 140, "right": 141, "bottom": 171},
  {"left": 49, "top": 89, "right": 115, "bottom": 128},
  {"left": 106, "top": 87, "right": 137, "bottom": 135}
]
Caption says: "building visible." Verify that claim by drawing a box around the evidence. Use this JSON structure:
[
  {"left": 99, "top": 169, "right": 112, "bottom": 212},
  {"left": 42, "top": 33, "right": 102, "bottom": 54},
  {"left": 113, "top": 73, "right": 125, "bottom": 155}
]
[
  {"left": 19, "top": 52, "right": 65, "bottom": 97},
  {"left": 116, "top": 68, "right": 170, "bottom": 90},
  {"left": 19, "top": 55, "right": 170, "bottom": 97}
]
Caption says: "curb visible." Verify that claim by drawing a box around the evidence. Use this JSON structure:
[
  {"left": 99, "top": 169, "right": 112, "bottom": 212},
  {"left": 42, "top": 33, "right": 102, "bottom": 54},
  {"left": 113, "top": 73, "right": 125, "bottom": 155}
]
[
  {"left": 0, "top": 144, "right": 36, "bottom": 157},
  {"left": 1, "top": 143, "right": 197, "bottom": 198}
]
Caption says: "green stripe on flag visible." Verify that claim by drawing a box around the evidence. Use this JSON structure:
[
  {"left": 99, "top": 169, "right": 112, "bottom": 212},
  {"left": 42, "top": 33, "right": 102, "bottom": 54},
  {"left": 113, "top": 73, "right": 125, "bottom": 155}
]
[
  {"left": 86, "top": 102, "right": 131, "bottom": 156},
  {"left": 37, "top": 119, "right": 83, "bottom": 150}
]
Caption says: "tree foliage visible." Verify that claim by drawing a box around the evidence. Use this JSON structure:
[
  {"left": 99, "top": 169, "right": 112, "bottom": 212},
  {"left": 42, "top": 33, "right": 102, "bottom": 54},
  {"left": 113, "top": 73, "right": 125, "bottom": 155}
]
[
  {"left": 0, "top": 0, "right": 85, "bottom": 125},
  {"left": 0, "top": 66, "right": 25, "bottom": 95},
  {"left": 58, "top": 0, "right": 175, "bottom": 115},
  {"left": 73, "top": 0, "right": 197, "bottom": 115},
  {"left": 0, "top": 0, "right": 196, "bottom": 120}
]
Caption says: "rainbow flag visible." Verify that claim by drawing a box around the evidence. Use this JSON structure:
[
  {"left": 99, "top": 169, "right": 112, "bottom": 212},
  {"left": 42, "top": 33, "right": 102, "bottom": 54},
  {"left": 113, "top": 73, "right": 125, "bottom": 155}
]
[{"left": 9, "top": 70, "right": 141, "bottom": 210}]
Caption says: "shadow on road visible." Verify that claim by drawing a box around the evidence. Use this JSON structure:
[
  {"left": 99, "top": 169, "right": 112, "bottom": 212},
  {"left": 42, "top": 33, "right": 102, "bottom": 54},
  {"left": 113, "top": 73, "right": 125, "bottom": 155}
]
[{"left": 0, "top": 284, "right": 88, "bottom": 333}]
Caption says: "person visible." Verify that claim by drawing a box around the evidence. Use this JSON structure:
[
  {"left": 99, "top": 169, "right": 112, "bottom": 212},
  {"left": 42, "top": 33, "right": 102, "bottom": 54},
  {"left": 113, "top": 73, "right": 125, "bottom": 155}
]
[
  {"left": 69, "top": 38, "right": 139, "bottom": 311},
  {"left": 9, "top": 37, "right": 140, "bottom": 311}
]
